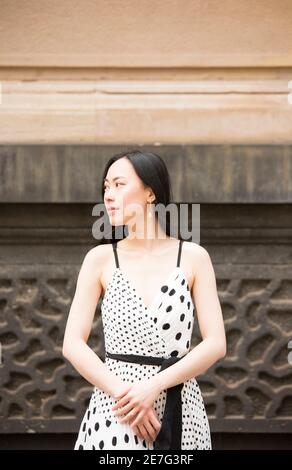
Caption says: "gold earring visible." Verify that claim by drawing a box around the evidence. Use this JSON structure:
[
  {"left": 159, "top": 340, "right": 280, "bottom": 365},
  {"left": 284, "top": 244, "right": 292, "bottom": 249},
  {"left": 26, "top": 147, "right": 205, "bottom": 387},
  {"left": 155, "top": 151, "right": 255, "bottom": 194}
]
[
  {"left": 148, "top": 203, "right": 152, "bottom": 218},
  {"left": 148, "top": 199, "right": 156, "bottom": 218}
]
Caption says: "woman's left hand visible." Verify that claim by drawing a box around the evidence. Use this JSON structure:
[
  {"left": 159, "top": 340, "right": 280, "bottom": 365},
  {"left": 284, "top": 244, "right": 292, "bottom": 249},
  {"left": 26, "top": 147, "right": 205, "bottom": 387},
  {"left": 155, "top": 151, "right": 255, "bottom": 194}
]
[{"left": 111, "top": 375, "right": 163, "bottom": 427}]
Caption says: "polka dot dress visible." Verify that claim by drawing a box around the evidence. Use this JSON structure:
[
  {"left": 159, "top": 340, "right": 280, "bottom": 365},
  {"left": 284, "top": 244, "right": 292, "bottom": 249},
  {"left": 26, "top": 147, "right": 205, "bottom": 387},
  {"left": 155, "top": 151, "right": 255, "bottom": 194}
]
[{"left": 74, "top": 240, "right": 212, "bottom": 450}]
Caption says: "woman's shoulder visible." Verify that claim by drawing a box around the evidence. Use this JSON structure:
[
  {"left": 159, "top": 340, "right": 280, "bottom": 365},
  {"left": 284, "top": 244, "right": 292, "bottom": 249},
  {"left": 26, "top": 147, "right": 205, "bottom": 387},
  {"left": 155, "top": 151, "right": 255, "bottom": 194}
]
[
  {"left": 182, "top": 240, "right": 212, "bottom": 273},
  {"left": 182, "top": 240, "right": 208, "bottom": 256},
  {"left": 82, "top": 243, "right": 113, "bottom": 267}
]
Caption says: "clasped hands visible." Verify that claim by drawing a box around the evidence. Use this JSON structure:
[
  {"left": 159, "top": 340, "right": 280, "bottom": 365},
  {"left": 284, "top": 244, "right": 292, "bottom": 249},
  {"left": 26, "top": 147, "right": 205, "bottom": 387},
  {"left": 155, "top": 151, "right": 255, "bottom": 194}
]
[{"left": 111, "top": 375, "right": 163, "bottom": 443}]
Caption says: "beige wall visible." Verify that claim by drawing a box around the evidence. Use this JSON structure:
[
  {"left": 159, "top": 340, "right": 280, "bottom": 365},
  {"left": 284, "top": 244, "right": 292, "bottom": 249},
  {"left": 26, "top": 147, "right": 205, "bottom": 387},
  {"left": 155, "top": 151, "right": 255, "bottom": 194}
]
[{"left": 0, "top": 0, "right": 292, "bottom": 143}]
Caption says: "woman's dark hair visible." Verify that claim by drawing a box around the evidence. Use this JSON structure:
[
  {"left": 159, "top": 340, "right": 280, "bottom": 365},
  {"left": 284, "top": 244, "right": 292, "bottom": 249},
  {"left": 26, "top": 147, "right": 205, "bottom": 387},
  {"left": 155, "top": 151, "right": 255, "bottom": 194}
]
[{"left": 98, "top": 148, "right": 181, "bottom": 244}]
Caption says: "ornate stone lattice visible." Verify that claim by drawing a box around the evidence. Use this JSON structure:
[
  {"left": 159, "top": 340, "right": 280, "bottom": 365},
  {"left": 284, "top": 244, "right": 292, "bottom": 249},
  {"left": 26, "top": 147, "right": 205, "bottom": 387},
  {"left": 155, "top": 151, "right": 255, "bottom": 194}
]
[
  {"left": 196, "top": 265, "right": 292, "bottom": 433},
  {"left": 1, "top": 263, "right": 291, "bottom": 434}
]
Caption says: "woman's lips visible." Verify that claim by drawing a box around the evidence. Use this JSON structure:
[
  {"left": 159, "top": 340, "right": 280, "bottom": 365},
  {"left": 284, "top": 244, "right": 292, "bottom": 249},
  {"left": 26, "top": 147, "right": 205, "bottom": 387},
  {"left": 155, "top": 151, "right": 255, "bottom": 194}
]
[{"left": 108, "top": 208, "right": 118, "bottom": 213}]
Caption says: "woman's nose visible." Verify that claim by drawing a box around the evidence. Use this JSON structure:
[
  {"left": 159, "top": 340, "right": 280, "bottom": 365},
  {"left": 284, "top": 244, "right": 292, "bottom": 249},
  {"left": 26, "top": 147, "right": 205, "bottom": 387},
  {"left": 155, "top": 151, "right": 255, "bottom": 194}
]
[{"left": 104, "top": 188, "right": 116, "bottom": 200}]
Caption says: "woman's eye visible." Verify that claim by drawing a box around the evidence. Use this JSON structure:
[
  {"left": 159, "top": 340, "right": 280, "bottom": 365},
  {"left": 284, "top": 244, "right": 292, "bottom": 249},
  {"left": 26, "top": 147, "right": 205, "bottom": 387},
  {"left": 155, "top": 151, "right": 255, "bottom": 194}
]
[{"left": 103, "top": 182, "right": 123, "bottom": 191}]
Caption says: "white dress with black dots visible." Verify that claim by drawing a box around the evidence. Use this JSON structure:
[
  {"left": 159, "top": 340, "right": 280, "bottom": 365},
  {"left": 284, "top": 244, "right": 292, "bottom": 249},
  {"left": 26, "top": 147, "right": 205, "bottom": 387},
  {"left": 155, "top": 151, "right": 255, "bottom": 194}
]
[{"left": 74, "top": 239, "right": 212, "bottom": 450}]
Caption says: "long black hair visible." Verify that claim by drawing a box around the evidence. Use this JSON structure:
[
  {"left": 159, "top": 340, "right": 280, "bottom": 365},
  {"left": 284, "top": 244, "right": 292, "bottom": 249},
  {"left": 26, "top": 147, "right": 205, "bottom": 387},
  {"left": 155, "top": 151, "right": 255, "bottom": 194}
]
[{"left": 98, "top": 148, "right": 181, "bottom": 244}]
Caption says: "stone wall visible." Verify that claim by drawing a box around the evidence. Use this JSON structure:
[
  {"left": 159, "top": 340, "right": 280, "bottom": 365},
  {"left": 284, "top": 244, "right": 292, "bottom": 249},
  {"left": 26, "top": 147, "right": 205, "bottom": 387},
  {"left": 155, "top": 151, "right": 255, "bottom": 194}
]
[{"left": 0, "top": 145, "right": 291, "bottom": 448}]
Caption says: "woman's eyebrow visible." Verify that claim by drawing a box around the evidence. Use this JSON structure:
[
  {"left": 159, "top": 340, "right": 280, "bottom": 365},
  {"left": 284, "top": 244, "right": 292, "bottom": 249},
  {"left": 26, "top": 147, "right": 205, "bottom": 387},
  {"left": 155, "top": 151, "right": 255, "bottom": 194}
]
[{"left": 104, "top": 176, "right": 126, "bottom": 182}]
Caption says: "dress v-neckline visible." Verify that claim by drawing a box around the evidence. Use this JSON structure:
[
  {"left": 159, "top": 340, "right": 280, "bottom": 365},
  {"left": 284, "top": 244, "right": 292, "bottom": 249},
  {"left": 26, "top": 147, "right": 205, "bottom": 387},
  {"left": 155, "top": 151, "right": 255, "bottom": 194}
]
[
  {"left": 117, "top": 266, "right": 182, "bottom": 312},
  {"left": 101, "top": 265, "right": 192, "bottom": 314}
]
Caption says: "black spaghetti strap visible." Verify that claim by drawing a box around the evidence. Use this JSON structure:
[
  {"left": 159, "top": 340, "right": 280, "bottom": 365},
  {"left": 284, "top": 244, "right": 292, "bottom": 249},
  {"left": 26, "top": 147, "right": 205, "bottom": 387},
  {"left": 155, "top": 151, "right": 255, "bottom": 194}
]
[
  {"left": 176, "top": 239, "right": 183, "bottom": 267},
  {"left": 112, "top": 241, "right": 120, "bottom": 268},
  {"left": 114, "top": 239, "right": 182, "bottom": 268}
]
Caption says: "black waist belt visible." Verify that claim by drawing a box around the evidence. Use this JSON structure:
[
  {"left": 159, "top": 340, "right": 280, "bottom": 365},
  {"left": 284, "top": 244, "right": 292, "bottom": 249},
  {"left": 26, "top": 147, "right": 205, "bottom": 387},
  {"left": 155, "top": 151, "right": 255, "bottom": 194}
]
[{"left": 105, "top": 351, "right": 186, "bottom": 450}]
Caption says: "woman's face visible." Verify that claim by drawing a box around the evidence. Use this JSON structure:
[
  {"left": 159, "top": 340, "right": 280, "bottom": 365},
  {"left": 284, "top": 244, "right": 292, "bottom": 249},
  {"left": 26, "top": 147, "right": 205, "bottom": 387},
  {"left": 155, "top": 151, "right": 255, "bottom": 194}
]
[{"left": 103, "top": 157, "right": 154, "bottom": 227}]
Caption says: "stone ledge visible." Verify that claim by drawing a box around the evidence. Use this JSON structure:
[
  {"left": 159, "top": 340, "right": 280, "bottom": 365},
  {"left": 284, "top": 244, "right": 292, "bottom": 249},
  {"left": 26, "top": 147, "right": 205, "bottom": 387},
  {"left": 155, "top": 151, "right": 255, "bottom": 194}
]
[
  {"left": 0, "top": 144, "right": 292, "bottom": 203},
  {"left": 0, "top": 80, "right": 292, "bottom": 144}
]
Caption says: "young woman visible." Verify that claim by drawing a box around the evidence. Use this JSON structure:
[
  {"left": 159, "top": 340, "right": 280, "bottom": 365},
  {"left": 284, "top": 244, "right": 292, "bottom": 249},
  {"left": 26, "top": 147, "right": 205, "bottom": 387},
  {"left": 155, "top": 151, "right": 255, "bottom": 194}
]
[{"left": 63, "top": 149, "right": 226, "bottom": 450}]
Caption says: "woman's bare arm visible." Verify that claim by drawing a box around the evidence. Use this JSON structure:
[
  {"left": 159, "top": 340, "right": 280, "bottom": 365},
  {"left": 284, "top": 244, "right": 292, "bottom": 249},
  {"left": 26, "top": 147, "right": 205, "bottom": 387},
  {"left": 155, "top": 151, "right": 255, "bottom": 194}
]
[
  {"left": 62, "top": 245, "right": 122, "bottom": 397},
  {"left": 153, "top": 244, "right": 227, "bottom": 392}
]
